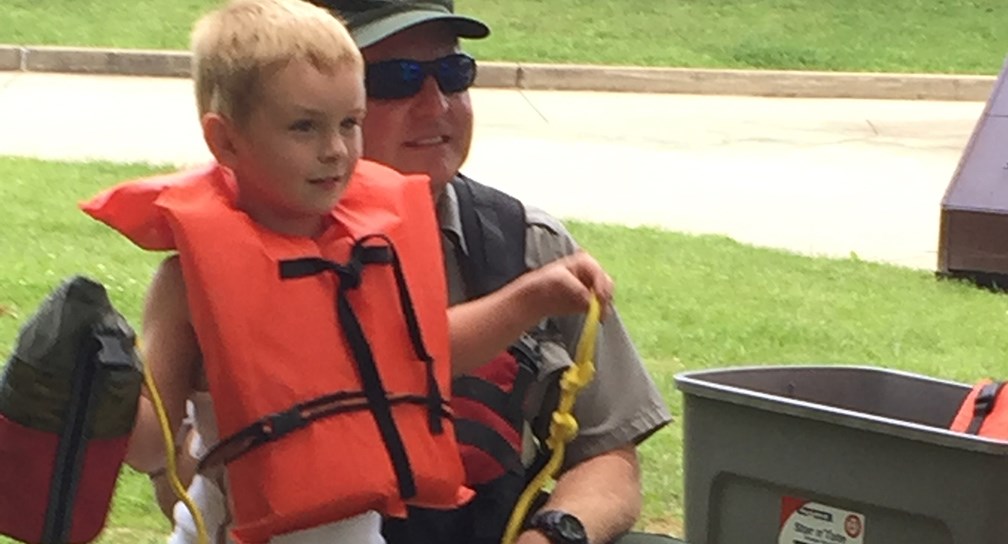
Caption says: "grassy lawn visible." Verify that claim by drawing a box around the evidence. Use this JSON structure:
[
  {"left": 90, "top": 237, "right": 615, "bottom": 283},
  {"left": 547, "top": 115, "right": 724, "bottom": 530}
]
[
  {"left": 2, "top": 155, "right": 1008, "bottom": 540},
  {"left": 1, "top": 0, "right": 1006, "bottom": 73}
]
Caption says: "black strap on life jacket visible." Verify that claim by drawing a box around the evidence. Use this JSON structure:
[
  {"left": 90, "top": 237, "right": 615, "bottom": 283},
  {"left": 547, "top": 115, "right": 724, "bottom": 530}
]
[
  {"left": 452, "top": 337, "right": 538, "bottom": 483},
  {"left": 198, "top": 236, "right": 448, "bottom": 502},
  {"left": 966, "top": 381, "right": 1008, "bottom": 434}
]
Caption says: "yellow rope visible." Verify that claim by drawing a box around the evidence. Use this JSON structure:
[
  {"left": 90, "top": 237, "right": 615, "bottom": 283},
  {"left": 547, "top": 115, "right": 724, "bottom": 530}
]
[
  {"left": 138, "top": 340, "right": 210, "bottom": 544},
  {"left": 501, "top": 295, "right": 601, "bottom": 544}
]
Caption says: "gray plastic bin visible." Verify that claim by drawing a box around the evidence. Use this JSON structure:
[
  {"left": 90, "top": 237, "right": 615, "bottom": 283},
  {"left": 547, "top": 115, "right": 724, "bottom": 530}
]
[{"left": 675, "top": 365, "right": 1008, "bottom": 544}]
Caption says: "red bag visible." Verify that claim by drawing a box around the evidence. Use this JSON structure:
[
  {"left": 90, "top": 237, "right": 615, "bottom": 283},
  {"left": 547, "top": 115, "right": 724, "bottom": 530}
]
[{"left": 0, "top": 277, "right": 142, "bottom": 543}]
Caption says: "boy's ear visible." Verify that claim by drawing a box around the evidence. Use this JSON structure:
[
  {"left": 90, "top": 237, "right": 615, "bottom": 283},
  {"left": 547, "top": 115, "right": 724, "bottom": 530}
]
[{"left": 202, "top": 113, "right": 240, "bottom": 170}]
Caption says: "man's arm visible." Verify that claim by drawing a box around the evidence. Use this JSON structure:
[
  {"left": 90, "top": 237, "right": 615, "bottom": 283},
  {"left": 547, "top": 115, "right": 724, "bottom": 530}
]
[
  {"left": 516, "top": 445, "right": 642, "bottom": 544},
  {"left": 512, "top": 208, "right": 672, "bottom": 543}
]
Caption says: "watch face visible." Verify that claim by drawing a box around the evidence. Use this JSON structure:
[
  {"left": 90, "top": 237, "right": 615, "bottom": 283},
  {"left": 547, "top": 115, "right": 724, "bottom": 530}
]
[
  {"left": 556, "top": 514, "right": 586, "bottom": 540},
  {"left": 534, "top": 510, "right": 587, "bottom": 543}
]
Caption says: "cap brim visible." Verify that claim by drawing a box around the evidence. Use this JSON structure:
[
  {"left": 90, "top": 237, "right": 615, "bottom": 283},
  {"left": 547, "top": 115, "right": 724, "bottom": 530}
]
[{"left": 351, "top": 10, "right": 490, "bottom": 49}]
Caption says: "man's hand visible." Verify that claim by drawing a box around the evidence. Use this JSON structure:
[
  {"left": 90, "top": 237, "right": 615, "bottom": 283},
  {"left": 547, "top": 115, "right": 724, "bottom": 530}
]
[{"left": 519, "top": 250, "right": 614, "bottom": 320}]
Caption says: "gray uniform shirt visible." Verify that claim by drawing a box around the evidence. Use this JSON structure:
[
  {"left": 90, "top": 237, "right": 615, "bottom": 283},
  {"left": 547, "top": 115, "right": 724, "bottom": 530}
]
[{"left": 437, "top": 180, "right": 671, "bottom": 471}]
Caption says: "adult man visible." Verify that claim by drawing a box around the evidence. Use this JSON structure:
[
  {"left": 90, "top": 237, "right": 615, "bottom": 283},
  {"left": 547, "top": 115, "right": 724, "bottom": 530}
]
[{"left": 311, "top": 2, "right": 674, "bottom": 543}]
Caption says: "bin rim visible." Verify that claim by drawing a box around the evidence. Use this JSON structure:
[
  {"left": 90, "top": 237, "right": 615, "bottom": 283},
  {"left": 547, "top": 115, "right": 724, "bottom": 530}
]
[{"left": 674, "top": 363, "right": 1008, "bottom": 455}]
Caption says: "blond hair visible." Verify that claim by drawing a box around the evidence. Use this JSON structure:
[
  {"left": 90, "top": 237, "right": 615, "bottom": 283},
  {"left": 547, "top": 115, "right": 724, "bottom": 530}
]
[{"left": 191, "top": 0, "right": 361, "bottom": 123}]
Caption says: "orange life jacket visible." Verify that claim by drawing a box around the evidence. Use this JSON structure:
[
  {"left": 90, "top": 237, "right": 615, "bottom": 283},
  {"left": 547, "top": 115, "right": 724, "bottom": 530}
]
[{"left": 81, "top": 161, "right": 470, "bottom": 543}]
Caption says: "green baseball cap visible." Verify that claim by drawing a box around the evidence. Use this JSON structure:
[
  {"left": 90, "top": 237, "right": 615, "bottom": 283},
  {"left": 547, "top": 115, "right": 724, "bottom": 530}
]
[{"left": 313, "top": 0, "right": 490, "bottom": 48}]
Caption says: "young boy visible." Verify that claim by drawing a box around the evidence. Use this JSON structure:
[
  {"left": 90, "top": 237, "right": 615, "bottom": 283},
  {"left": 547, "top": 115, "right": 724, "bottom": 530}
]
[
  {"left": 86, "top": 0, "right": 468, "bottom": 541},
  {"left": 83, "top": 1, "right": 614, "bottom": 542}
]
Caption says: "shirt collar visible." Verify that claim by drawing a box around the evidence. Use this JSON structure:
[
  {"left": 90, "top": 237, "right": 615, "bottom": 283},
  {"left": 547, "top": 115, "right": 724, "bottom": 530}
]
[{"left": 436, "top": 178, "right": 469, "bottom": 255}]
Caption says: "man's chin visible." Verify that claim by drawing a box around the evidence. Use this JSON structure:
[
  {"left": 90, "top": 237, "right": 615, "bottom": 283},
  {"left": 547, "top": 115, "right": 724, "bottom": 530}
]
[{"left": 400, "top": 163, "right": 455, "bottom": 193}]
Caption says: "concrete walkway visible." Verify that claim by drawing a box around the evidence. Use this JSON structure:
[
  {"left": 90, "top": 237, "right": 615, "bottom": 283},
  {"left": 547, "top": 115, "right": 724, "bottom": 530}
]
[{"left": 0, "top": 71, "right": 986, "bottom": 270}]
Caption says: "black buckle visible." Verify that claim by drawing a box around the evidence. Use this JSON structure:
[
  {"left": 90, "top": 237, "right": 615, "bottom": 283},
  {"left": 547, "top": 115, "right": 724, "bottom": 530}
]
[
  {"left": 335, "top": 258, "right": 363, "bottom": 290},
  {"left": 263, "top": 408, "right": 308, "bottom": 439},
  {"left": 508, "top": 333, "right": 541, "bottom": 372},
  {"left": 93, "top": 328, "right": 136, "bottom": 369},
  {"left": 974, "top": 382, "right": 1002, "bottom": 417}
]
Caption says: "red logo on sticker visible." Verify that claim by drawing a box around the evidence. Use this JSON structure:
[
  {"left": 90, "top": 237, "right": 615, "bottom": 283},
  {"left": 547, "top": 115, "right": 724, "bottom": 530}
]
[{"left": 845, "top": 514, "right": 862, "bottom": 538}]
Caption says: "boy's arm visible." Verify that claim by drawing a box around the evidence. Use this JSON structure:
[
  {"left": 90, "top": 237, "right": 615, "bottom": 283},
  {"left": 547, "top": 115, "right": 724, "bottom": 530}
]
[
  {"left": 125, "top": 256, "right": 201, "bottom": 474},
  {"left": 448, "top": 250, "right": 613, "bottom": 376}
]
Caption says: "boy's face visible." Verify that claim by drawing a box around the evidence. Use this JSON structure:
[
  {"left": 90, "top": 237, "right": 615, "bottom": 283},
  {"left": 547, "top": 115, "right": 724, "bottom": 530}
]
[{"left": 220, "top": 59, "right": 365, "bottom": 237}]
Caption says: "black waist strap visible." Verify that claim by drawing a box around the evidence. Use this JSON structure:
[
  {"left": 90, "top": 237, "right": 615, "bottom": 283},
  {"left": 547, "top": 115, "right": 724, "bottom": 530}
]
[{"left": 198, "top": 392, "right": 450, "bottom": 472}]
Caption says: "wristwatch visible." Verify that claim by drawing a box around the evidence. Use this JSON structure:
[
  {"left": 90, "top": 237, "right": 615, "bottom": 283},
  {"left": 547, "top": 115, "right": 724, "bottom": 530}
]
[{"left": 527, "top": 510, "right": 589, "bottom": 544}]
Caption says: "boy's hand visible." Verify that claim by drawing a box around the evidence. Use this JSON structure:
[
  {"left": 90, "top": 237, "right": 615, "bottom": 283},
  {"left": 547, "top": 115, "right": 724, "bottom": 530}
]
[{"left": 521, "top": 250, "right": 614, "bottom": 320}]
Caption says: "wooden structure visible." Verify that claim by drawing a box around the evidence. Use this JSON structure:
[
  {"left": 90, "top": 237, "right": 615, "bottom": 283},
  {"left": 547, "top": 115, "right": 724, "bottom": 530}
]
[{"left": 938, "top": 58, "right": 1008, "bottom": 288}]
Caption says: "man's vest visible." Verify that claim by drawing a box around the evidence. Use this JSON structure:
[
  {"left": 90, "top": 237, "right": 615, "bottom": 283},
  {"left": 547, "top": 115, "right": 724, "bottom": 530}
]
[
  {"left": 383, "top": 175, "right": 547, "bottom": 544},
  {"left": 81, "top": 161, "right": 470, "bottom": 543}
]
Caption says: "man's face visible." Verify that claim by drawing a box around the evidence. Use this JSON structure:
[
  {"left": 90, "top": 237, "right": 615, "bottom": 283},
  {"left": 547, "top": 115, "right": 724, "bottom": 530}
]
[{"left": 361, "top": 22, "right": 474, "bottom": 195}]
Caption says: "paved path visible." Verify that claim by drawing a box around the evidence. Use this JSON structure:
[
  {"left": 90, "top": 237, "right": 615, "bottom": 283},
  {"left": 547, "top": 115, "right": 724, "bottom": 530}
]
[{"left": 0, "top": 71, "right": 986, "bottom": 270}]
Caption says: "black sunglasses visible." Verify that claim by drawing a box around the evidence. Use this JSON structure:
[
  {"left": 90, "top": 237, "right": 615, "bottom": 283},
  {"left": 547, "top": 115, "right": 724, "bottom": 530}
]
[{"left": 365, "top": 53, "right": 477, "bottom": 100}]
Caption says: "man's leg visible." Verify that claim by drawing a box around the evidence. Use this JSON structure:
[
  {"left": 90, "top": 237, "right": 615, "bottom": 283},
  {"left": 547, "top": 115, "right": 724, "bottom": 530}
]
[{"left": 611, "top": 532, "right": 686, "bottom": 544}]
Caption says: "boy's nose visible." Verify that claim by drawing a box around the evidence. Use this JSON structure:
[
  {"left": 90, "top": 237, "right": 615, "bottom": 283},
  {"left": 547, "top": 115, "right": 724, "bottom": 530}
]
[{"left": 320, "top": 132, "right": 347, "bottom": 163}]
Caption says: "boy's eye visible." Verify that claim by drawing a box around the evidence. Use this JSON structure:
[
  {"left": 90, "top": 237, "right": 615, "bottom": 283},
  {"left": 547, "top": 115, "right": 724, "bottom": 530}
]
[
  {"left": 289, "top": 119, "right": 315, "bottom": 132},
  {"left": 340, "top": 117, "right": 361, "bottom": 130}
]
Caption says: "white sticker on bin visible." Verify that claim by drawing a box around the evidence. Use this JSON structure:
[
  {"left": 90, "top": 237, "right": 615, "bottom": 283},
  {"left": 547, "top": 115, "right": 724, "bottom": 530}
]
[{"left": 778, "top": 497, "right": 864, "bottom": 544}]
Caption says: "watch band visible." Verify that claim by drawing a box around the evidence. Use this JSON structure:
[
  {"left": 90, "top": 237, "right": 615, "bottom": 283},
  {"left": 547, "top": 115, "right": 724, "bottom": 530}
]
[{"left": 528, "top": 509, "right": 589, "bottom": 544}]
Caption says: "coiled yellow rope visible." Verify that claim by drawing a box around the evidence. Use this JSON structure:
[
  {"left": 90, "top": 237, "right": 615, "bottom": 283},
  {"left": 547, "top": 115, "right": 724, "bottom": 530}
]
[{"left": 501, "top": 295, "right": 601, "bottom": 544}]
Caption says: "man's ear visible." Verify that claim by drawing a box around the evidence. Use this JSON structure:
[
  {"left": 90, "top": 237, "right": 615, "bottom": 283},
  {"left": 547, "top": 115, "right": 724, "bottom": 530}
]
[{"left": 202, "top": 112, "right": 240, "bottom": 170}]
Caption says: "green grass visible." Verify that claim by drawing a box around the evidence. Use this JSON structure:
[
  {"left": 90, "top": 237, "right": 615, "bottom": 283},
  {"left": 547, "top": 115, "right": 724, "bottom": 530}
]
[
  {"left": 3, "top": 156, "right": 1008, "bottom": 539},
  {"left": 1, "top": 0, "right": 1006, "bottom": 73}
]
